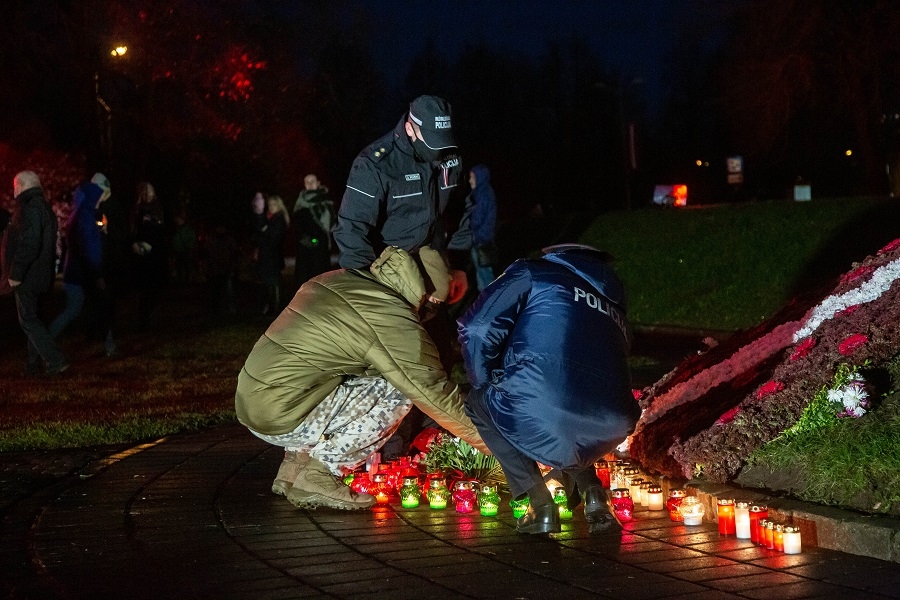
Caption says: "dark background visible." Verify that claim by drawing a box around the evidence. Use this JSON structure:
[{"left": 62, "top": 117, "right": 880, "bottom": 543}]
[{"left": 1, "top": 0, "right": 898, "bottom": 232}]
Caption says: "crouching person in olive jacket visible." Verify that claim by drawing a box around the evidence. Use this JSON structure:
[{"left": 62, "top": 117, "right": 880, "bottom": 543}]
[{"left": 236, "top": 246, "right": 488, "bottom": 510}]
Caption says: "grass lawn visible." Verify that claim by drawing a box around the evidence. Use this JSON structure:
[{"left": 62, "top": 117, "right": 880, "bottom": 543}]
[
  {"left": 580, "top": 197, "right": 900, "bottom": 330},
  {"left": 0, "top": 284, "right": 263, "bottom": 451}
]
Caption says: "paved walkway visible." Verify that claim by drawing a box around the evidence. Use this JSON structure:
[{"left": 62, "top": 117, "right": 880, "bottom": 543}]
[{"left": 3, "top": 424, "right": 900, "bottom": 599}]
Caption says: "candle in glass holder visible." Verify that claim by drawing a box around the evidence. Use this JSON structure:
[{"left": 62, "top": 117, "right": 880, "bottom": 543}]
[
  {"left": 667, "top": 489, "right": 686, "bottom": 522},
  {"left": 628, "top": 478, "right": 644, "bottom": 504},
  {"left": 452, "top": 480, "right": 477, "bottom": 513},
  {"left": 647, "top": 485, "right": 664, "bottom": 511},
  {"left": 370, "top": 472, "right": 392, "bottom": 505},
  {"left": 350, "top": 471, "right": 372, "bottom": 494},
  {"left": 678, "top": 495, "right": 705, "bottom": 525},
  {"left": 734, "top": 502, "right": 751, "bottom": 539},
  {"left": 749, "top": 505, "right": 768, "bottom": 543},
  {"left": 717, "top": 498, "right": 736, "bottom": 535},
  {"left": 479, "top": 485, "right": 500, "bottom": 516},
  {"left": 757, "top": 519, "right": 769, "bottom": 546},
  {"left": 509, "top": 497, "right": 530, "bottom": 518},
  {"left": 399, "top": 475, "right": 421, "bottom": 508},
  {"left": 610, "top": 488, "right": 634, "bottom": 523},
  {"left": 594, "top": 461, "right": 611, "bottom": 488},
  {"left": 782, "top": 526, "right": 802, "bottom": 554},
  {"left": 639, "top": 482, "right": 652, "bottom": 507},
  {"left": 774, "top": 523, "right": 785, "bottom": 552},
  {"left": 426, "top": 477, "right": 449, "bottom": 509},
  {"left": 553, "top": 487, "right": 573, "bottom": 520},
  {"left": 421, "top": 471, "right": 443, "bottom": 496},
  {"left": 764, "top": 520, "right": 776, "bottom": 549}
]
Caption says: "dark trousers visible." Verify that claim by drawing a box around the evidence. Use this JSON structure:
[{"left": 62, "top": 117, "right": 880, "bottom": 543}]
[
  {"left": 15, "top": 286, "right": 66, "bottom": 369},
  {"left": 465, "top": 386, "right": 602, "bottom": 503}
]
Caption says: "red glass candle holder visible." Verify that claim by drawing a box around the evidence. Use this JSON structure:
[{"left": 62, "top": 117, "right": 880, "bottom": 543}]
[
  {"left": 350, "top": 471, "right": 373, "bottom": 494},
  {"left": 610, "top": 488, "right": 634, "bottom": 523},
  {"left": 594, "top": 461, "right": 611, "bottom": 488},
  {"left": 774, "top": 524, "right": 784, "bottom": 552},
  {"left": 666, "top": 489, "right": 686, "bottom": 522},
  {"left": 749, "top": 505, "right": 768, "bottom": 543},
  {"left": 757, "top": 518, "right": 768, "bottom": 546},
  {"left": 765, "top": 521, "right": 775, "bottom": 549},
  {"left": 452, "top": 480, "right": 477, "bottom": 513},
  {"left": 717, "top": 498, "right": 736, "bottom": 535},
  {"left": 370, "top": 473, "right": 392, "bottom": 505}
]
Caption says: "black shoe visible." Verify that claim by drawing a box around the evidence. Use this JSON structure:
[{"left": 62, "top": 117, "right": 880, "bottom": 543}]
[
  {"left": 517, "top": 502, "right": 561, "bottom": 535},
  {"left": 584, "top": 486, "right": 622, "bottom": 534}
]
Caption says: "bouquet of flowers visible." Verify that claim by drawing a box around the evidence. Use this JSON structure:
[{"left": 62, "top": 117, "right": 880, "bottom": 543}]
[{"left": 417, "top": 431, "right": 506, "bottom": 491}]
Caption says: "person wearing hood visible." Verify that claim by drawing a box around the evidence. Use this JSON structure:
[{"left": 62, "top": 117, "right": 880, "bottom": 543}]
[
  {"left": 49, "top": 180, "right": 113, "bottom": 351},
  {"left": 1, "top": 171, "right": 68, "bottom": 376},
  {"left": 235, "top": 246, "right": 488, "bottom": 511},
  {"left": 333, "top": 95, "right": 473, "bottom": 305},
  {"left": 467, "top": 164, "right": 498, "bottom": 291},
  {"left": 457, "top": 244, "right": 641, "bottom": 535}
]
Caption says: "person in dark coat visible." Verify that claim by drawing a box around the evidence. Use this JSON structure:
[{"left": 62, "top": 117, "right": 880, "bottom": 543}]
[
  {"left": 292, "top": 174, "right": 335, "bottom": 289},
  {"left": 467, "top": 164, "right": 498, "bottom": 291},
  {"left": 333, "top": 95, "right": 473, "bottom": 305},
  {"left": 130, "top": 181, "right": 167, "bottom": 329},
  {"left": 457, "top": 244, "right": 641, "bottom": 535},
  {"left": 49, "top": 180, "right": 114, "bottom": 355},
  {"left": 92, "top": 173, "right": 125, "bottom": 356},
  {"left": 1, "top": 170, "right": 68, "bottom": 375},
  {"left": 252, "top": 194, "right": 289, "bottom": 315}
]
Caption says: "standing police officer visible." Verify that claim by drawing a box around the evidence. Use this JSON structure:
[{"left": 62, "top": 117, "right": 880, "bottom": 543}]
[{"left": 334, "top": 95, "right": 473, "bottom": 304}]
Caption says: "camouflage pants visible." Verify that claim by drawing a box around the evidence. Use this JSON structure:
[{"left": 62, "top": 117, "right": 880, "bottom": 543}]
[{"left": 249, "top": 376, "right": 411, "bottom": 475}]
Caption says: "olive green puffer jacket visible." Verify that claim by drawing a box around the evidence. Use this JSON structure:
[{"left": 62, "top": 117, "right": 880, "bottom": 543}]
[{"left": 235, "top": 247, "right": 487, "bottom": 453}]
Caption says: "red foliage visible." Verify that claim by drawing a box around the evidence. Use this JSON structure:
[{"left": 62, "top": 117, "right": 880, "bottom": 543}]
[
  {"left": 840, "top": 264, "right": 875, "bottom": 285},
  {"left": 716, "top": 406, "right": 741, "bottom": 425},
  {"left": 756, "top": 380, "right": 785, "bottom": 400},
  {"left": 878, "top": 238, "right": 900, "bottom": 255},
  {"left": 838, "top": 333, "right": 868, "bottom": 356},
  {"left": 789, "top": 337, "right": 816, "bottom": 361}
]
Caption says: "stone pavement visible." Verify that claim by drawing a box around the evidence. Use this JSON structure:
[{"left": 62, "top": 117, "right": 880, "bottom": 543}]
[{"left": 3, "top": 424, "right": 900, "bottom": 599}]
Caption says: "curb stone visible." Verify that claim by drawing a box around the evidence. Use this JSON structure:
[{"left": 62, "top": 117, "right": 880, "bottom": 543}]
[{"left": 656, "top": 478, "right": 900, "bottom": 563}]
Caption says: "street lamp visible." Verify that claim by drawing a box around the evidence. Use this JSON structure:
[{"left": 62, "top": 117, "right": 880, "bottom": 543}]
[{"left": 95, "top": 44, "right": 127, "bottom": 164}]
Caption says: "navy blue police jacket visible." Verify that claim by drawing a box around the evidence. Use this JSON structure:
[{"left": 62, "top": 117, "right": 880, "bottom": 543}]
[
  {"left": 334, "top": 116, "right": 472, "bottom": 269},
  {"left": 457, "top": 246, "right": 641, "bottom": 470}
]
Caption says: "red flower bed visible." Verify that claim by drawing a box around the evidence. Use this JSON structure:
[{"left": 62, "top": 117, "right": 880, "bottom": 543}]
[{"left": 631, "top": 240, "right": 900, "bottom": 482}]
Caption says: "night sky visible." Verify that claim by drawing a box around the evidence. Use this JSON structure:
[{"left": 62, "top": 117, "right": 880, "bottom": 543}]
[{"left": 339, "top": 0, "right": 693, "bottom": 118}]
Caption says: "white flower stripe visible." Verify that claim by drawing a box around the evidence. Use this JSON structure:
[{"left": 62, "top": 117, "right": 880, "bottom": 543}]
[
  {"left": 794, "top": 256, "right": 900, "bottom": 342},
  {"left": 636, "top": 319, "right": 801, "bottom": 430}
]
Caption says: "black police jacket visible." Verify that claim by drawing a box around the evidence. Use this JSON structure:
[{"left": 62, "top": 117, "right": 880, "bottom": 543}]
[{"left": 334, "top": 116, "right": 472, "bottom": 269}]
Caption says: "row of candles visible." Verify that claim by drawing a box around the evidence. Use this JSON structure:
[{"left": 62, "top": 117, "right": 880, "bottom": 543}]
[
  {"left": 597, "top": 460, "right": 802, "bottom": 554},
  {"left": 346, "top": 462, "right": 506, "bottom": 515},
  {"left": 713, "top": 499, "right": 802, "bottom": 554},
  {"left": 345, "top": 457, "right": 802, "bottom": 555}
]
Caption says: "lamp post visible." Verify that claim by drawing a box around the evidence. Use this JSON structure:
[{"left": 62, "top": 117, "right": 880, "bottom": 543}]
[{"left": 95, "top": 44, "right": 127, "bottom": 165}]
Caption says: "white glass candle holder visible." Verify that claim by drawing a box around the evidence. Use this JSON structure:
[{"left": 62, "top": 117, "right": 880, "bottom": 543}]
[{"left": 735, "top": 501, "right": 751, "bottom": 539}]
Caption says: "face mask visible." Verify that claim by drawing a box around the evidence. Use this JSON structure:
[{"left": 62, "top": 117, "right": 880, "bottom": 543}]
[{"left": 411, "top": 138, "right": 445, "bottom": 163}]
